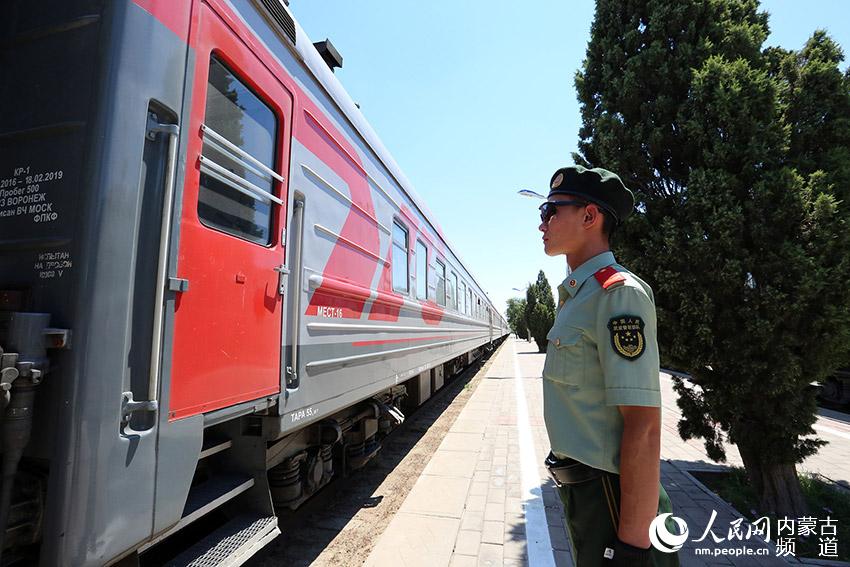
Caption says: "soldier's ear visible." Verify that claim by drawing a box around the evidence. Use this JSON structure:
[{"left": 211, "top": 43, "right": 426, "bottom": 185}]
[{"left": 583, "top": 204, "right": 606, "bottom": 232}]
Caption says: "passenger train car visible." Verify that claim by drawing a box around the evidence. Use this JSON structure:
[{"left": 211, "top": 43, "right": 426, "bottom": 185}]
[{"left": 0, "top": 0, "right": 508, "bottom": 564}]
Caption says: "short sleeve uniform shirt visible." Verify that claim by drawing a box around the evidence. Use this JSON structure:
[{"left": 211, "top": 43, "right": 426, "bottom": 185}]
[{"left": 543, "top": 251, "right": 661, "bottom": 475}]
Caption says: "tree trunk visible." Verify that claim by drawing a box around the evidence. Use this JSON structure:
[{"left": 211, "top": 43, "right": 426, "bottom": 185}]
[{"left": 739, "top": 443, "right": 808, "bottom": 518}]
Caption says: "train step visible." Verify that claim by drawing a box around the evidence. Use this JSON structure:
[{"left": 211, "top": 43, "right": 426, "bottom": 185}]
[
  {"left": 199, "top": 433, "right": 233, "bottom": 460},
  {"left": 183, "top": 473, "right": 255, "bottom": 527},
  {"left": 140, "top": 473, "right": 255, "bottom": 552},
  {"left": 165, "top": 513, "right": 279, "bottom": 567}
]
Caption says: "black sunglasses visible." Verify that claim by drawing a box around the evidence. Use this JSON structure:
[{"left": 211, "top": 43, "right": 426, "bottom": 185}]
[{"left": 539, "top": 200, "right": 587, "bottom": 223}]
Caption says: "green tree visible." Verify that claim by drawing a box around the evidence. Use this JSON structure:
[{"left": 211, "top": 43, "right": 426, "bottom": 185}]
[
  {"left": 524, "top": 284, "right": 537, "bottom": 345},
  {"left": 506, "top": 297, "right": 529, "bottom": 339},
  {"left": 574, "top": 0, "right": 850, "bottom": 517},
  {"left": 769, "top": 32, "right": 850, "bottom": 204},
  {"left": 526, "top": 271, "right": 556, "bottom": 353},
  {"left": 769, "top": 32, "right": 850, "bottom": 372}
]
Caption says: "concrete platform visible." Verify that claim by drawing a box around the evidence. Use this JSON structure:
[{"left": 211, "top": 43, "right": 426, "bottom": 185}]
[{"left": 364, "top": 338, "right": 848, "bottom": 567}]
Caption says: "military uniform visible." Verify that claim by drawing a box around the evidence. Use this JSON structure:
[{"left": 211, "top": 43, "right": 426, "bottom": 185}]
[
  {"left": 538, "top": 166, "right": 679, "bottom": 566},
  {"left": 544, "top": 252, "right": 660, "bottom": 473}
]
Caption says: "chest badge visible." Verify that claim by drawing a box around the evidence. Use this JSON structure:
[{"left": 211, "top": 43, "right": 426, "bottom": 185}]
[{"left": 608, "top": 315, "right": 646, "bottom": 359}]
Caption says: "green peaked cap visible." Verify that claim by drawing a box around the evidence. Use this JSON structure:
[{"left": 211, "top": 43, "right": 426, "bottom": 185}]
[{"left": 547, "top": 165, "right": 635, "bottom": 223}]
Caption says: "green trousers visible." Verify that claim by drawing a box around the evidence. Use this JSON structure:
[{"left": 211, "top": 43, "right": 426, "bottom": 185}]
[{"left": 556, "top": 472, "right": 680, "bottom": 567}]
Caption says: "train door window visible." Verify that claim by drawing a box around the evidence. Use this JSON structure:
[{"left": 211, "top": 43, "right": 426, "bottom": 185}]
[
  {"left": 468, "top": 288, "right": 473, "bottom": 316},
  {"left": 415, "top": 239, "right": 428, "bottom": 300},
  {"left": 392, "top": 220, "right": 409, "bottom": 293},
  {"left": 198, "top": 55, "right": 279, "bottom": 245},
  {"left": 436, "top": 259, "right": 446, "bottom": 306},
  {"left": 450, "top": 272, "right": 458, "bottom": 311}
]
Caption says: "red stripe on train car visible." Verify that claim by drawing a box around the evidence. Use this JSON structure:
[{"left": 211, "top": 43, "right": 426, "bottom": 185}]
[
  {"left": 310, "top": 275, "right": 402, "bottom": 315},
  {"left": 420, "top": 300, "right": 445, "bottom": 325},
  {"left": 367, "top": 258, "right": 405, "bottom": 321},
  {"left": 298, "top": 110, "right": 383, "bottom": 320},
  {"left": 133, "top": 0, "right": 194, "bottom": 42}
]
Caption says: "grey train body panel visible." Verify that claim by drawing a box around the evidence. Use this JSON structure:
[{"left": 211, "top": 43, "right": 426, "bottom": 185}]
[
  {"left": 0, "top": 0, "right": 508, "bottom": 564},
  {"left": 227, "top": 0, "right": 503, "bottom": 430},
  {"left": 1, "top": 1, "right": 201, "bottom": 565}
]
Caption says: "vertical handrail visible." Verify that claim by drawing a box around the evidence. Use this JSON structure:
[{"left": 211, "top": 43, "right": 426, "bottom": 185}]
[
  {"left": 286, "top": 198, "right": 305, "bottom": 389},
  {"left": 148, "top": 122, "right": 181, "bottom": 405}
]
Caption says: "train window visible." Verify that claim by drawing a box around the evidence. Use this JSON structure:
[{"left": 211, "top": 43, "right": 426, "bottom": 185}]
[
  {"left": 450, "top": 272, "right": 458, "bottom": 311},
  {"left": 460, "top": 281, "right": 467, "bottom": 315},
  {"left": 468, "top": 288, "right": 473, "bottom": 316},
  {"left": 198, "top": 55, "right": 279, "bottom": 245},
  {"left": 392, "top": 221, "right": 409, "bottom": 293},
  {"left": 435, "top": 259, "right": 446, "bottom": 306},
  {"left": 415, "top": 240, "right": 428, "bottom": 300}
]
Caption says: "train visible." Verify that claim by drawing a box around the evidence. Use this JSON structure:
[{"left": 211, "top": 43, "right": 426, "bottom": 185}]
[{"left": 0, "top": 1, "right": 509, "bottom": 565}]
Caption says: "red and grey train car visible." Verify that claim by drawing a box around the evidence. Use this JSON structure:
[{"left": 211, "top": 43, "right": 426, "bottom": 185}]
[{"left": 0, "top": 0, "right": 508, "bottom": 564}]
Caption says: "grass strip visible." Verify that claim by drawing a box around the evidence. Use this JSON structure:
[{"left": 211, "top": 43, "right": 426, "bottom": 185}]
[{"left": 692, "top": 467, "right": 849, "bottom": 562}]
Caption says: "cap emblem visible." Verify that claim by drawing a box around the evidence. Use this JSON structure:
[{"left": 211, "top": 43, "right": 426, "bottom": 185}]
[{"left": 551, "top": 172, "right": 564, "bottom": 189}]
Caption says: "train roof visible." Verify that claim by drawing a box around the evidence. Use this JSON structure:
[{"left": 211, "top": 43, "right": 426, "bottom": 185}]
[{"left": 266, "top": 1, "right": 499, "bottom": 313}]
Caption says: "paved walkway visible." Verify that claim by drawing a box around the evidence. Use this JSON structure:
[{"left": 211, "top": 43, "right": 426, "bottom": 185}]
[
  {"left": 660, "top": 371, "right": 850, "bottom": 491},
  {"left": 364, "top": 338, "right": 849, "bottom": 567}
]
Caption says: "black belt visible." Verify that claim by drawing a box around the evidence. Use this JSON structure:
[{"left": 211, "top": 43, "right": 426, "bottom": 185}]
[{"left": 544, "top": 451, "right": 604, "bottom": 486}]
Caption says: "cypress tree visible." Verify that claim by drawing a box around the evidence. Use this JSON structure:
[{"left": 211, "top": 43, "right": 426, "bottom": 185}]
[
  {"left": 506, "top": 297, "right": 530, "bottom": 339},
  {"left": 527, "top": 270, "right": 556, "bottom": 353},
  {"left": 575, "top": 0, "right": 850, "bottom": 517}
]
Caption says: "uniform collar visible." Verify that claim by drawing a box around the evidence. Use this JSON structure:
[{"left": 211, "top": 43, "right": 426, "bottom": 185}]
[{"left": 560, "top": 251, "right": 616, "bottom": 298}]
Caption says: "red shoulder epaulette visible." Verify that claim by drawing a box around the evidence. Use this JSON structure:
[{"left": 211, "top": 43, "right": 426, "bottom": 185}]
[{"left": 593, "top": 266, "right": 626, "bottom": 290}]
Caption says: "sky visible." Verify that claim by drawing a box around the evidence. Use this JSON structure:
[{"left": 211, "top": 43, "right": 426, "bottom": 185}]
[{"left": 288, "top": 0, "right": 850, "bottom": 318}]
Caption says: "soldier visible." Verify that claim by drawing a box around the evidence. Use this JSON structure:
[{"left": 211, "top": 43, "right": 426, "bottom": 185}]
[{"left": 538, "top": 165, "right": 679, "bottom": 566}]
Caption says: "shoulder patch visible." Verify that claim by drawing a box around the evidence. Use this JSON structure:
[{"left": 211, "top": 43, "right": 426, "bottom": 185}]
[
  {"left": 608, "top": 315, "right": 646, "bottom": 360},
  {"left": 593, "top": 266, "right": 626, "bottom": 290}
]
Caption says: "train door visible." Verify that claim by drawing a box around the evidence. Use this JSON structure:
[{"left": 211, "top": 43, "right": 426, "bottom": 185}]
[
  {"left": 489, "top": 308, "right": 493, "bottom": 341},
  {"left": 169, "top": 3, "right": 293, "bottom": 419}
]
